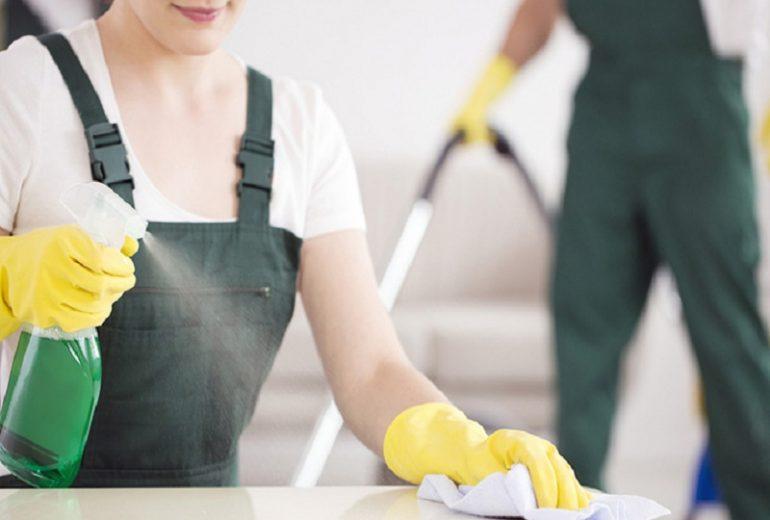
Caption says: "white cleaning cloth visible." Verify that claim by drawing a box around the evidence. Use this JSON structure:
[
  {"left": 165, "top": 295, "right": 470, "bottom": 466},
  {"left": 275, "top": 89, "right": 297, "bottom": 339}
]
[{"left": 417, "top": 465, "right": 670, "bottom": 520}]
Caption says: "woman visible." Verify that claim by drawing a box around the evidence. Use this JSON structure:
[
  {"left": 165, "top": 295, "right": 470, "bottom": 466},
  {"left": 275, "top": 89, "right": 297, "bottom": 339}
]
[
  {"left": 0, "top": 0, "right": 588, "bottom": 507},
  {"left": 452, "top": 0, "right": 770, "bottom": 518}
]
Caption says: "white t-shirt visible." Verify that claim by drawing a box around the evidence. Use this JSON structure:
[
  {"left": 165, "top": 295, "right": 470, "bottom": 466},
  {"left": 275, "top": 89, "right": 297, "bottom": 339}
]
[
  {"left": 0, "top": 21, "right": 367, "bottom": 457},
  {"left": 0, "top": 20, "right": 366, "bottom": 238},
  {"left": 700, "top": 0, "right": 768, "bottom": 58}
]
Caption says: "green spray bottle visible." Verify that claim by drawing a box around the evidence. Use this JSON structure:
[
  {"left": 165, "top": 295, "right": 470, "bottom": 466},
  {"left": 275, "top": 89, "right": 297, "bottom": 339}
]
[{"left": 0, "top": 182, "right": 147, "bottom": 487}]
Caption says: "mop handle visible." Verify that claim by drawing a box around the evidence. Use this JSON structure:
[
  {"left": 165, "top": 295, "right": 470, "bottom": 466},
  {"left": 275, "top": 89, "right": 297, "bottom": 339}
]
[{"left": 419, "top": 132, "right": 465, "bottom": 200}]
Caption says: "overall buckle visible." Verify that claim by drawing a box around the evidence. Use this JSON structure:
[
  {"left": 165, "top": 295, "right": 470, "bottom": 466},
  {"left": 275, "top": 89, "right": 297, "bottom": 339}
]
[
  {"left": 236, "top": 136, "right": 274, "bottom": 196},
  {"left": 85, "top": 122, "right": 134, "bottom": 189}
]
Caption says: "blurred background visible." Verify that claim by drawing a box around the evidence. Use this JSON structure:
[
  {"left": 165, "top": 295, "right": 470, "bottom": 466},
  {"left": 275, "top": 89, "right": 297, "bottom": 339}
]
[{"left": 3, "top": 1, "right": 769, "bottom": 518}]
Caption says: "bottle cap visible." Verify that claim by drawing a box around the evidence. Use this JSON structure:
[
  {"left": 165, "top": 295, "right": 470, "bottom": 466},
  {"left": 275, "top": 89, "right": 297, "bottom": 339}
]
[{"left": 60, "top": 182, "right": 148, "bottom": 249}]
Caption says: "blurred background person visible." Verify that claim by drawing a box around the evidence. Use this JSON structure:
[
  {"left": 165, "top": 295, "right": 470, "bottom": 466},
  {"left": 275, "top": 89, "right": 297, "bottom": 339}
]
[{"left": 452, "top": 1, "right": 770, "bottom": 518}]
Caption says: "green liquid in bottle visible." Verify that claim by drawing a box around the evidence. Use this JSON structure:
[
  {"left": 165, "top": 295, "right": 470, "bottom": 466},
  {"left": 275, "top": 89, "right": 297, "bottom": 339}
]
[{"left": 0, "top": 329, "right": 101, "bottom": 487}]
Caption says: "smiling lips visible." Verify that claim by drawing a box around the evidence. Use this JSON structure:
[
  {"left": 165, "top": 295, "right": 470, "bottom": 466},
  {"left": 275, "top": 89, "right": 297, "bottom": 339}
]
[{"left": 173, "top": 5, "right": 224, "bottom": 23}]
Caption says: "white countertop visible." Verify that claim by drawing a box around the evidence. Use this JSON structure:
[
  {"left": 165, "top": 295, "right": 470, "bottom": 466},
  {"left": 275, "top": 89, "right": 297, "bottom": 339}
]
[{"left": 0, "top": 486, "right": 479, "bottom": 519}]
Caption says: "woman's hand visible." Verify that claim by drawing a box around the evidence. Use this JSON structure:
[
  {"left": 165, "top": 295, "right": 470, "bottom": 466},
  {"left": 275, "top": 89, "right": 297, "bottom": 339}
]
[
  {"left": 384, "top": 403, "right": 591, "bottom": 510},
  {"left": 0, "top": 224, "right": 137, "bottom": 338},
  {"left": 452, "top": 55, "right": 518, "bottom": 144},
  {"left": 451, "top": 0, "right": 563, "bottom": 144}
]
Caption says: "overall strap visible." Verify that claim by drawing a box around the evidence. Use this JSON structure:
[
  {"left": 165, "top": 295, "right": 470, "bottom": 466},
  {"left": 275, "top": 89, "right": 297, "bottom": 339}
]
[
  {"left": 237, "top": 68, "right": 274, "bottom": 226},
  {"left": 37, "top": 33, "right": 135, "bottom": 205}
]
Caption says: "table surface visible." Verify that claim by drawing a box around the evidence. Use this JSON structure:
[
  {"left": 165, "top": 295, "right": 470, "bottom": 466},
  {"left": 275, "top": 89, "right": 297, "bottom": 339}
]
[{"left": 0, "top": 486, "right": 478, "bottom": 520}]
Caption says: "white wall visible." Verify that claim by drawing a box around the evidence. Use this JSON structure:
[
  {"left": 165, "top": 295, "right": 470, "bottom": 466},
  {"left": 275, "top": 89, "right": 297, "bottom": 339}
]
[{"left": 227, "top": 0, "right": 588, "bottom": 207}]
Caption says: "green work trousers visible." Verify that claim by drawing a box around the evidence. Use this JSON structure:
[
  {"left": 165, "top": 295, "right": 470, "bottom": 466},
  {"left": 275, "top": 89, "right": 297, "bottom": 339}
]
[{"left": 552, "top": 54, "right": 770, "bottom": 519}]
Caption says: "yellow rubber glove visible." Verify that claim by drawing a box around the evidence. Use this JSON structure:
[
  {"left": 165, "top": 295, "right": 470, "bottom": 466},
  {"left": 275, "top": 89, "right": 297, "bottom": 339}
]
[
  {"left": 761, "top": 108, "right": 770, "bottom": 173},
  {"left": 384, "top": 403, "right": 590, "bottom": 510},
  {"left": 452, "top": 55, "right": 518, "bottom": 144},
  {"left": 0, "top": 225, "right": 137, "bottom": 339}
]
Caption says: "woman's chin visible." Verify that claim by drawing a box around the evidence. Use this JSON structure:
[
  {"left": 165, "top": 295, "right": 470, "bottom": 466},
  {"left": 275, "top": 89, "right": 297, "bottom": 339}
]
[{"left": 160, "top": 31, "right": 229, "bottom": 56}]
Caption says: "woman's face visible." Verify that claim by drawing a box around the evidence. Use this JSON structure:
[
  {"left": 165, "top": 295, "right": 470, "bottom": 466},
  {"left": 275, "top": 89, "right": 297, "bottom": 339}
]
[{"left": 124, "top": 0, "right": 245, "bottom": 55}]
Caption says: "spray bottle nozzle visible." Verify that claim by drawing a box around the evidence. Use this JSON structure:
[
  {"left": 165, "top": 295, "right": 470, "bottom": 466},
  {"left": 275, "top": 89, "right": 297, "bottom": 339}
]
[{"left": 60, "top": 182, "right": 148, "bottom": 249}]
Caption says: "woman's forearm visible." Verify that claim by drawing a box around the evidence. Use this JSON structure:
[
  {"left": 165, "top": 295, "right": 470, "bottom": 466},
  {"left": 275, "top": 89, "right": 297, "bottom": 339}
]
[
  {"left": 300, "top": 230, "right": 448, "bottom": 454},
  {"left": 337, "top": 355, "right": 448, "bottom": 455},
  {"left": 500, "top": 0, "right": 563, "bottom": 66}
]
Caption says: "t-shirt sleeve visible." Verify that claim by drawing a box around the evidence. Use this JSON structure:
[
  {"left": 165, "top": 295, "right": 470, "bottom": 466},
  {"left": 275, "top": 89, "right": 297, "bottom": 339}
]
[
  {"left": 302, "top": 88, "right": 366, "bottom": 239},
  {"left": 0, "top": 37, "right": 45, "bottom": 232}
]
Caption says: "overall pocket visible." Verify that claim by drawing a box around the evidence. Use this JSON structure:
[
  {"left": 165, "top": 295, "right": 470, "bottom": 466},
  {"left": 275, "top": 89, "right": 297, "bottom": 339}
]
[{"left": 84, "top": 285, "right": 290, "bottom": 471}]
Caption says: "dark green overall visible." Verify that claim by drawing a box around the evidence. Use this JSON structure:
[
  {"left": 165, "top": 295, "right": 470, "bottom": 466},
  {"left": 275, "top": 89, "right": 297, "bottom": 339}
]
[
  {"left": 553, "top": 1, "right": 770, "bottom": 517},
  {"left": 0, "top": 33, "right": 301, "bottom": 487}
]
